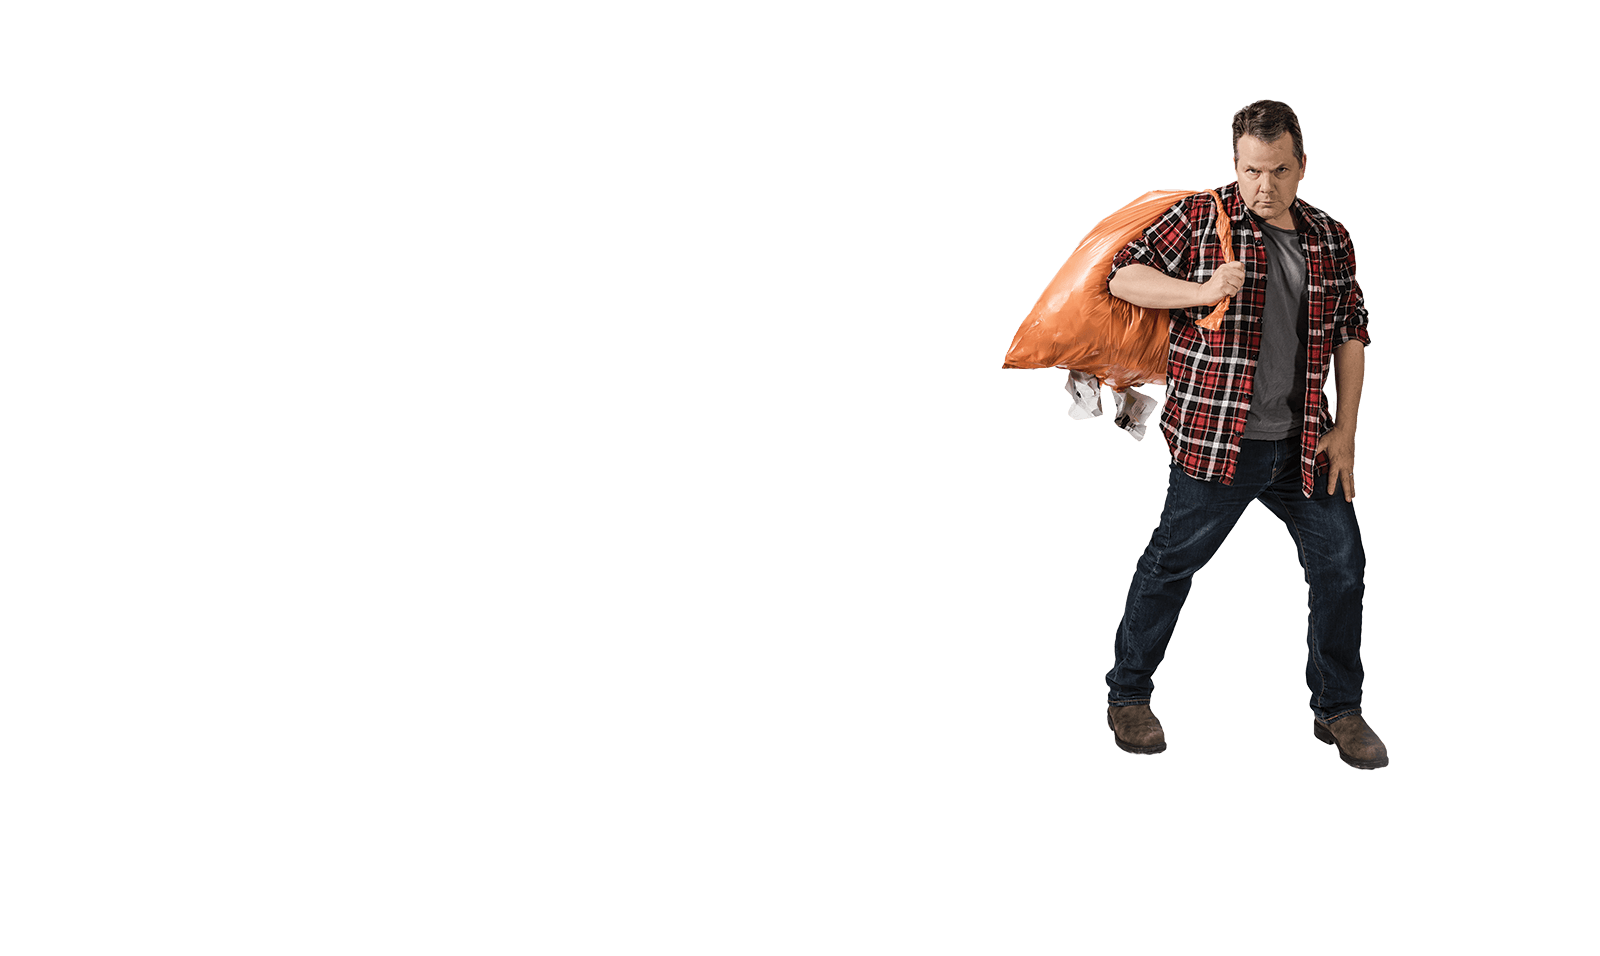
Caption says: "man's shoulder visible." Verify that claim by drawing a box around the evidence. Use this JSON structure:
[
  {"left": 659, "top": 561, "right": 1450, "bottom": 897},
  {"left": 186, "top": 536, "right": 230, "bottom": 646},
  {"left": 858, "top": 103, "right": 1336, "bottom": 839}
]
[
  {"left": 1154, "top": 184, "right": 1234, "bottom": 226},
  {"left": 1293, "top": 197, "right": 1353, "bottom": 239}
]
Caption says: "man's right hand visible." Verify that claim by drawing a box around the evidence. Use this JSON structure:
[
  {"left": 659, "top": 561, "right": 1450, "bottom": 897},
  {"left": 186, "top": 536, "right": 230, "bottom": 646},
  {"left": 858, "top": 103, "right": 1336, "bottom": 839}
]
[{"left": 1199, "top": 261, "right": 1246, "bottom": 304}]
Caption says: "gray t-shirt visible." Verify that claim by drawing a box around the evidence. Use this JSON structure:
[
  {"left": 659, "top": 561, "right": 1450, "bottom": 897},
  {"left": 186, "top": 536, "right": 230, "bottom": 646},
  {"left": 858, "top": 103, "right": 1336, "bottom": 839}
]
[{"left": 1240, "top": 215, "right": 1309, "bottom": 440}]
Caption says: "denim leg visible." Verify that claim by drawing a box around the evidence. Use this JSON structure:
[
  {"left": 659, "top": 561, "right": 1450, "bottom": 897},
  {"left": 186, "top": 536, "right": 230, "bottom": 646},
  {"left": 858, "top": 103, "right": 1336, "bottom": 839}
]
[
  {"left": 1256, "top": 459, "right": 1366, "bottom": 722},
  {"left": 1106, "top": 454, "right": 1268, "bottom": 704}
]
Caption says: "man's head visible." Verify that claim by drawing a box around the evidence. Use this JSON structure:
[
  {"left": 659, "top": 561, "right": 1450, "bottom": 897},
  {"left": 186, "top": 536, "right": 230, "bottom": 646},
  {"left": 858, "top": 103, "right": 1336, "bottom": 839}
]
[{"left": 1232, "top": 100, "right": 1305, "bottom": 227}]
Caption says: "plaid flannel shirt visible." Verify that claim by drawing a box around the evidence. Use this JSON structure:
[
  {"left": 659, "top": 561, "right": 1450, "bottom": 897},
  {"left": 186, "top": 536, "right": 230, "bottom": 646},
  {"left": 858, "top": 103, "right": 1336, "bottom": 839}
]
[{"left": 1109, "top": 182, "right": 1371, "bottom": 498}]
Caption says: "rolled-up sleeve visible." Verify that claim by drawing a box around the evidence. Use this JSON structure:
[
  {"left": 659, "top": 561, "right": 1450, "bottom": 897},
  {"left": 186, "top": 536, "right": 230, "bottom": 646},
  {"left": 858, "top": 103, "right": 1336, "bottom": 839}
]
[{"left": 1109, "top": 198, "right": 1195, "bottom": 283}]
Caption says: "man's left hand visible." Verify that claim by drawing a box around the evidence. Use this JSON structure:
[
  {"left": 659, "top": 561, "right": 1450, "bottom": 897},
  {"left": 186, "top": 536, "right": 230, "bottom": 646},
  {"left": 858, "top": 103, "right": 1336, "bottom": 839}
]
[{"left": 1314, "top": 423, "right": 1356, "bottom": 501}]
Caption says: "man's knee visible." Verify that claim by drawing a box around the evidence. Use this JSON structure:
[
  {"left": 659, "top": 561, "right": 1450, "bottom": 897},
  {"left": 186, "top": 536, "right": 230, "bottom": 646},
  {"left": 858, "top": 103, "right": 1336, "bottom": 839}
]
[{"left": 1309, "top": 536, "right": 1364, "bottom": 594}]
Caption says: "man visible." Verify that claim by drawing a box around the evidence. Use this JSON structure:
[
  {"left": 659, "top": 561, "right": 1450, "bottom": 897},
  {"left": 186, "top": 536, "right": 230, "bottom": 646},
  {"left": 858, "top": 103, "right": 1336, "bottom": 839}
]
[{"left": 1102, "top": 100, "right": 1385, "bottom": 769}]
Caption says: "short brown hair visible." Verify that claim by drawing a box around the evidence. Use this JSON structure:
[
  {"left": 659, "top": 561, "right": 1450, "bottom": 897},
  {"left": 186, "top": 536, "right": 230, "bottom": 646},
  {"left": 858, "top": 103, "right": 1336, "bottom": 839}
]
[{"left": 1232, "top": 100, "right": 1304, "bottom": 164}]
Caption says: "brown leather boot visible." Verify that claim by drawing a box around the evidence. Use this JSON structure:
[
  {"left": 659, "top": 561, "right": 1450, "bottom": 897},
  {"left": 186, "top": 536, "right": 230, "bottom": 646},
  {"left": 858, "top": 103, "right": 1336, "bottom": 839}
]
[
  {"left": 1107, "top": 703, "right": 1166, "bottom": 754},
  {"left": 1314, "top": 714, "right": 1389, "bottom": 769}
]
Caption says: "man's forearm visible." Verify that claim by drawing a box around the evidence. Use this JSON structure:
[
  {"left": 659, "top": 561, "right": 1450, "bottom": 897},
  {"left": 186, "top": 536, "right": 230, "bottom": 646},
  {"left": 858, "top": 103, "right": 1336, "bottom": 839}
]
[
  {"left": 1109, "top": 263, "right": 1229, "bottom": 310},
  {"left": 1332, "top": 340, "right": 1364, "bottom": 430},
  {"left": 1109, "top": 264, "right": 1209, "bottom": 309}
]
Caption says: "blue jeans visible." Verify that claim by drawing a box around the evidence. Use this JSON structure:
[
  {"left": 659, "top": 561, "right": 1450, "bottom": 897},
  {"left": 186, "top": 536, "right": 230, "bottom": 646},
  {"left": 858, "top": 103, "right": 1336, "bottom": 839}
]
[{"left": 1105, "top": 437, "right": 1366, "bottom": 722}]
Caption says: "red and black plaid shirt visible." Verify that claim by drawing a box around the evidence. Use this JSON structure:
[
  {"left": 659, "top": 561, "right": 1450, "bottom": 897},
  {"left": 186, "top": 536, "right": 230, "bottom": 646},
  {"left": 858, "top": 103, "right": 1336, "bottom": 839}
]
[{"left": 1109, "top": 182, "right": 1371, "bottom": 497}]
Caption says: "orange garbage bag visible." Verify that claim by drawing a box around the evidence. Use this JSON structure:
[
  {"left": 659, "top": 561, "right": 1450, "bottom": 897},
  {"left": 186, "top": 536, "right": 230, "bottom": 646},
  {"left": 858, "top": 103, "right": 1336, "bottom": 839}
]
[{"left": 1002, "top": 189, "right": 1233, "bottom": 390}]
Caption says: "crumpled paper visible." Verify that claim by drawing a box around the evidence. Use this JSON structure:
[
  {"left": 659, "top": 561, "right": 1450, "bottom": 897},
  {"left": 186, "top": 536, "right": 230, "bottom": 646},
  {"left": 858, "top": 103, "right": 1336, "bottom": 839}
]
[{"left": 1065, "top": 369, "right": 1157, "bottom": 441}]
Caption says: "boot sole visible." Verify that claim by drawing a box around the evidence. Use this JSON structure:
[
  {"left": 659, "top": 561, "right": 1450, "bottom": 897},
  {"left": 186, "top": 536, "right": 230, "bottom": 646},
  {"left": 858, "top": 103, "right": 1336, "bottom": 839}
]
[
  {"left": 1314, "top": 721, "right": 1389, "bottom": 769},
  {"left": 1108, "top": 713, "right": 1166, "bottom": 754}
]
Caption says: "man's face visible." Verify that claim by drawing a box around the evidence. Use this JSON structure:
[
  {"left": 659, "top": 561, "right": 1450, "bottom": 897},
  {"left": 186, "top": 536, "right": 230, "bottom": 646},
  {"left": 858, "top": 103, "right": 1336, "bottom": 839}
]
[{"left": 1234, "top": 133, "right": 1305, "bottom": 227}]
